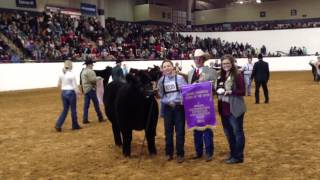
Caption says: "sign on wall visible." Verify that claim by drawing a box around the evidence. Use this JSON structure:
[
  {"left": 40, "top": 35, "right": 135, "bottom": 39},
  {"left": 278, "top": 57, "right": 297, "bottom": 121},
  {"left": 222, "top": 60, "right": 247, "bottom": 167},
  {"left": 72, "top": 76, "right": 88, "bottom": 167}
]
[
  {"left": 80, "top": 3, "right": 97, "bottom": 16},
  {"left": 16, "top": 0, "right": 37, "bottom": 8}
]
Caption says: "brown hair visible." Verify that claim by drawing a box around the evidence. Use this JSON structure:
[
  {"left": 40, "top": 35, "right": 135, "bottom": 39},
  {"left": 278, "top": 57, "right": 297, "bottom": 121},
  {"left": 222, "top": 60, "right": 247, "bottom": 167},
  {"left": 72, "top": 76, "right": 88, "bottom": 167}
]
[
  {"left": 220, "top": 54, "right": 239, "bottom": 79},
  {"left": 161, "top": 59, "right": 173, "bottom": 68}
]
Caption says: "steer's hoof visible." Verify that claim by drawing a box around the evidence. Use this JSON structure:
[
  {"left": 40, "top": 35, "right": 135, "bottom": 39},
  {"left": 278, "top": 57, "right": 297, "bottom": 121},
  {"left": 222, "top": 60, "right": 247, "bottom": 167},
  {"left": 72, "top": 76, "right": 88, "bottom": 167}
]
[
  {"left": 149, "top": 150, "right": 157, "bottom": 156},
  {"left": 123, "top": 154, "right": 130, "bottom": 158}
]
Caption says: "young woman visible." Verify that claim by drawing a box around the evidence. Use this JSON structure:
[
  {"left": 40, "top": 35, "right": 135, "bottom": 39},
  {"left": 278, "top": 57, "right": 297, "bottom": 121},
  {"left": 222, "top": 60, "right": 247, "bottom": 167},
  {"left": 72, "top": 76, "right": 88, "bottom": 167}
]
[
  {"left": 55, "top": 60, "right": 81, "bottom": 132},
  {"left": 216, "top": 55, "right": 246, "bottom": 164},
  {"left": 157, "top": 60, "right": 187, "bottom": 163}
]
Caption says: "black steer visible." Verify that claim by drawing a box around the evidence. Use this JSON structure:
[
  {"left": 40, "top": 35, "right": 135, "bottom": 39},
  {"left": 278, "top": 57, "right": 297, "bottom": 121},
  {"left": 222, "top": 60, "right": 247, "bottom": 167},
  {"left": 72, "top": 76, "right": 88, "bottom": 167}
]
[
  {"left": 94, "top": 66, "right": 113, "bottom": 86},
  {"left": 104, "top": 67, "right": 161, "bottom": 157}
]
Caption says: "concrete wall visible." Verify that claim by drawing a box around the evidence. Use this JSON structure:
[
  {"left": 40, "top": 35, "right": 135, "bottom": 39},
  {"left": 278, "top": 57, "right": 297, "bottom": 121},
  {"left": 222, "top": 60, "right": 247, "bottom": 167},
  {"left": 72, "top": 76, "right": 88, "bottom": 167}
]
[
  {"left": 47, "top": 0, "right": 98, "bottom": 9},
  {"left": 194, "top": 0, "right": 320, "bottom": 25},
  {"left": 181, "top": 27, "right": 320, "bottom": 54},
  {"left": 105, "top": 0, "right": 134, "bottom": 21},
  {"left": 0, "top": 0, "right": 46, "bottom": 12},
  {"left": 134, "top": 4, "right": 172, "bottom": 23},
  {"left": 0, "top": 0, "right": 99, "bottom": 11},
  {"left": 149, "top": 4, "right": 172, "bottom": 23},
  {"left": 0, "top": 56, "right": 316, "bottom": 91},
  {"left": 134, "top": 4, "right": 149, "bottom": 21}
]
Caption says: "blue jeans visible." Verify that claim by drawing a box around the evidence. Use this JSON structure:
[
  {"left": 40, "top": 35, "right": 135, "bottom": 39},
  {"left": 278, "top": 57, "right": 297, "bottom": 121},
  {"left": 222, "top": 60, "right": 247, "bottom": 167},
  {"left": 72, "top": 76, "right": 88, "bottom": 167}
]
[
  {"left": 244, "top": 75, "right": 252, "bottom": 96},
  {"left": 163, "top": 104, "right": 185, "bottom": 157},
  {"left": 83, "top": 89, "right": 103, "bottom": 121},
  {"left": 193, "top": 129, "right": 214, "bottom": 157},
  {"left": 160, "top": 102, "right": 165, "bottom": 118},
  {"left": 56, "top": 90, "right": 80, "bottom": 129},
  {"left": 221, "top": 114, "right": 245, "bottom": 160}
]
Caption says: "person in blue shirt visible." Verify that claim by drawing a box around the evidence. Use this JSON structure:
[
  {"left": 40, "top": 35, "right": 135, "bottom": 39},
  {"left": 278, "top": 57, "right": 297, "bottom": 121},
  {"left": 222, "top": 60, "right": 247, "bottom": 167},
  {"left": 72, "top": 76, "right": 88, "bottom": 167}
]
[{"left": 158, "top": 59, "right": 187, "bottom": 163}]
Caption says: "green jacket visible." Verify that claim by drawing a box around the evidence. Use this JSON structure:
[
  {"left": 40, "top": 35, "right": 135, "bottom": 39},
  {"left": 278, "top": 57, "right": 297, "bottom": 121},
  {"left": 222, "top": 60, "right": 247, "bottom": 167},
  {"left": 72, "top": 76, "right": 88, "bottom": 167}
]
[{"left": 81, "top": 68, "right": 97, "bottom": 94}]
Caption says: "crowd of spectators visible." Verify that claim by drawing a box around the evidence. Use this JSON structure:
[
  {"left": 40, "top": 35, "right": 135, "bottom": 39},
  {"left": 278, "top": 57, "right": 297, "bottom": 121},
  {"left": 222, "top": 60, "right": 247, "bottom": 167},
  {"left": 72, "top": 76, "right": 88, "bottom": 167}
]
[
  {"left": 289, "top": 46, "right": 307, "bottom": 56},
  {"left": 0, "top": 11, "right": 103, "bottom": 61},
  {"left": 0, "top": 39, "right": 20, "bottom": 63},
  {"left": 0, "top": 39, "right": 11, "bottom": 62},
  {"left": 0, "top": 11, "right": 263, "bottom": 61},
  {"left": 1, "top": 10, "right": 320, "bottom": 63}
]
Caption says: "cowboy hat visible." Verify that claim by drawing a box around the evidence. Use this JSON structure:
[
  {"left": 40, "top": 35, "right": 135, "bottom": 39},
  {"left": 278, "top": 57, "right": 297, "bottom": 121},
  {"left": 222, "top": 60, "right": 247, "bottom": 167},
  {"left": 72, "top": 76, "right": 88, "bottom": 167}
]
[{"left": 193, "top": 49, "right": 211, "bottom": 60}]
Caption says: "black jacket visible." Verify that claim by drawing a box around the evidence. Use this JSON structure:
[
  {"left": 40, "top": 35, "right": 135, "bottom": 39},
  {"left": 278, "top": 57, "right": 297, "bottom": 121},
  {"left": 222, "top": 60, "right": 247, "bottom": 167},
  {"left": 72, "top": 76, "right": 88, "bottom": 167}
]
[
  {"left": 112, "top": 65, "right": 124, "bottom": 82},
  {"left": 251, "top": 60, "right": 270, "bottom": 83}
]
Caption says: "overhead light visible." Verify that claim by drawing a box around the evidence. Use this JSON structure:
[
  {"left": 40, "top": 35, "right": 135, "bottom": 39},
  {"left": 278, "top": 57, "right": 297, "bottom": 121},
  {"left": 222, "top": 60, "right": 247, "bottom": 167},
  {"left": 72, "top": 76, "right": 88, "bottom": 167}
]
[
  {"left": 239, "top": 1, "right": 244, "bottom": 4},
  {"left": 256, "top": 0, "right": 262, "bottom": 3}
]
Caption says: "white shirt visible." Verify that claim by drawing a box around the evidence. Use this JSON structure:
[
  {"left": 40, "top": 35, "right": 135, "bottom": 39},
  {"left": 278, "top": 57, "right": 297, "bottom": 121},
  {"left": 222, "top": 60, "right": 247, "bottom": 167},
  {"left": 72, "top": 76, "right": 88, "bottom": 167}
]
[
  {"left": 59, "top": 71, "right": 78, "bottom": 92},
  {"left": 242, "top": 63, "right": 254, "bottom": 75}
]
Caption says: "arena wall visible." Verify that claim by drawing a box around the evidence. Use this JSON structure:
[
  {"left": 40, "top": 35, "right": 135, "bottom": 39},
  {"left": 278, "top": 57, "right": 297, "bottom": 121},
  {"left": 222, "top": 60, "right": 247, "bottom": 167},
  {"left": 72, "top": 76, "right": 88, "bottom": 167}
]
[
  {"left": 181, "top": 27, "right": 320, "bottom": 54},
  {"left": 0, "top": 56, "right": 315, "bottom": 92},
  {"left": 105, "top": 0, "right": 134, "bottom": 21},
  {"left": 134, "top": 4, "right": 150, "bottom": 22},
  {"left": 194, "top": 0, "right": 320, "bottom": 25},
  {"left": 134, "top": 4, "right": 173, "bottom": 23},
  {"left": 0, "top": 0, "right": 45, "bottom": 12}
]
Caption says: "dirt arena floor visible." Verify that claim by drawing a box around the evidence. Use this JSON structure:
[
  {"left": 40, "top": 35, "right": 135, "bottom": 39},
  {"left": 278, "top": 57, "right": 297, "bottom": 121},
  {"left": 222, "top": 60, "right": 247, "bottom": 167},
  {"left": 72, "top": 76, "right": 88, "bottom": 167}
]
[{"left": 0, "top": 71, "right": 319, "bottom": 180}]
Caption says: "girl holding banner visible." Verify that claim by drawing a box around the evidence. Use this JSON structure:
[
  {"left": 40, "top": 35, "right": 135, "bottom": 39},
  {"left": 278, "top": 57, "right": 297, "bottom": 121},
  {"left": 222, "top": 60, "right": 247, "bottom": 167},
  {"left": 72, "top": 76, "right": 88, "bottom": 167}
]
[
  {"left": 157, "top": 60, "right": 187, "bottom": 163},
  {"left": 216, "top": 55, "right": 246, "bottom": 164}
]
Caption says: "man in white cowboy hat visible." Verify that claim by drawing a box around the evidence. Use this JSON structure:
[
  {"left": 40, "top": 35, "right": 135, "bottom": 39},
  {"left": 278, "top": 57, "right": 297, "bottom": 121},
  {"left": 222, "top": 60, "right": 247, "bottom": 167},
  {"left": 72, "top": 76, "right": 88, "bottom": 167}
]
[
  {"left": 188, "top": 49, "right": 217, "bottom": 162},
  {"left": 81, "top": 59, "right": 106, "bottom": 124},
  {"left": 188, "top": 49, "right": 217, "bottom": 84}
]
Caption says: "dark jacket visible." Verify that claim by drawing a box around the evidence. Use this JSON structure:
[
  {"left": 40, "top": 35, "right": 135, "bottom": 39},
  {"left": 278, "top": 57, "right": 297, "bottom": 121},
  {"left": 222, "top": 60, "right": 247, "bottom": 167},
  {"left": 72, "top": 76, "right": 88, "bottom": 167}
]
[
  {"left": 112, "top": 65, "right": 124, "bottom": 82},
  {"left": 251, "top": 60, "right": 270, "bottom": 83}
]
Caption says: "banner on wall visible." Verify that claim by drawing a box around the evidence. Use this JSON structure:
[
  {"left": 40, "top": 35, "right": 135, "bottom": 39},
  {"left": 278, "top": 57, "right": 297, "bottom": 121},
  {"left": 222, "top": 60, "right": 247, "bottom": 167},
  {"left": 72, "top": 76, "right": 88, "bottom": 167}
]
[
  {"left": 80, "top": 3, "right": 97, "bottom": 16},
  {"left": 16, "top": 0, "right": 37, "bottom": 8},
  {"left": 181, "top": 81, "right": 216, "bottom": 130}
]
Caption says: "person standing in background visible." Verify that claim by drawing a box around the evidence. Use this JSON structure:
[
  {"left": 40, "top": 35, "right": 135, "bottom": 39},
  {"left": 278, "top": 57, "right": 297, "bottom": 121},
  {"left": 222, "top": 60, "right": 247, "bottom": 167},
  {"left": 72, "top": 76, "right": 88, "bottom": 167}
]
[
  {"left": 122, "top": 63, "right": 129, "bottom": 76},
  {"left": 112, "top": 60, "right": 125, "bottom": 82},
  {"left": 242, "top": 55, "right": 254, "bottom": 96},
  {"left": 81, "top": 59, "right": 105, "bottom": 123},
  {"left": 55, "top": 60, "right": 81, "bottom": 132},
  {"left": 251, "top": 54, "right": 270, "bottom": 104},
  {"left": 174, "top": 62, "right": 182, "bottom": 73}
]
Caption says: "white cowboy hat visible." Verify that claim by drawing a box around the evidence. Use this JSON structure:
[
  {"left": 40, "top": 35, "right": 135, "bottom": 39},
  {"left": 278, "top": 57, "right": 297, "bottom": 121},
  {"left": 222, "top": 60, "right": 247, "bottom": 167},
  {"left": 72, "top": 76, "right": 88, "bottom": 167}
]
[{"left": 193, "top": 49, "right": 211, "bottom": 60}]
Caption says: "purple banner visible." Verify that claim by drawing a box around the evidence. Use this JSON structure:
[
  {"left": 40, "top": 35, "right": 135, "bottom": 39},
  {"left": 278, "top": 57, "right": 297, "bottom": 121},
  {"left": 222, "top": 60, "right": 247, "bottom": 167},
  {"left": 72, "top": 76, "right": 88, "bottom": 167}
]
[{"left": 181, "top": 81, "right": 216, "bottom": 130}]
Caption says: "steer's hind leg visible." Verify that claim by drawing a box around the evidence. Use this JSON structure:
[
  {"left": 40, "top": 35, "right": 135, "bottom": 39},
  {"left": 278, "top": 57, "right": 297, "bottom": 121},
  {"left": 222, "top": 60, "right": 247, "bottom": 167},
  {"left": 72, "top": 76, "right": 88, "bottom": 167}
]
[
  {"left": 111, "top": 122, "right": 122, "bottom": 147},
  {"left": 122, "top": 129, "right": 132, "bottom": 157},
  {"left": 146, "top": 132, "right": 157, "bottom": 155}
]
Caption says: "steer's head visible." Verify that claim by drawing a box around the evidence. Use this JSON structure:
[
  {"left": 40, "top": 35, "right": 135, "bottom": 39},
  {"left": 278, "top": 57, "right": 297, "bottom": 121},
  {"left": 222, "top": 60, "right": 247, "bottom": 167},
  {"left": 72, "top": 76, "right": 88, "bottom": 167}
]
[
  {"left": 126, "top": 69, "right": 154, "bottom": 97},
  {"left": 147, "top": 65, "right": 162, "bottom": 82}
]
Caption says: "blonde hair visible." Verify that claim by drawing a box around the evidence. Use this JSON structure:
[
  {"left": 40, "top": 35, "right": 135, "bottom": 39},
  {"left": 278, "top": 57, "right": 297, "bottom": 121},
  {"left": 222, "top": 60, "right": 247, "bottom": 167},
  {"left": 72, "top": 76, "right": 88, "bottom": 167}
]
[{"left": 63, "top": 60, "right": 73, "bottom": 73}]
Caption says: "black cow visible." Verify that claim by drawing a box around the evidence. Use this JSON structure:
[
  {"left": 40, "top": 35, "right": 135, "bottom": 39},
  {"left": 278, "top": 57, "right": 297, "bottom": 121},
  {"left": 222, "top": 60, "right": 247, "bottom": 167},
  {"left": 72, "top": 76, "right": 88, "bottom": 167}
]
[
  {"left": 94, "top": 66, "right": 113, "bottom": 86},
  {"left": 104, "top": 67, "right": 161, "bottom": 157},
  {"left": 309, "top": 62, "right": 319, "bottom": 81}
]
